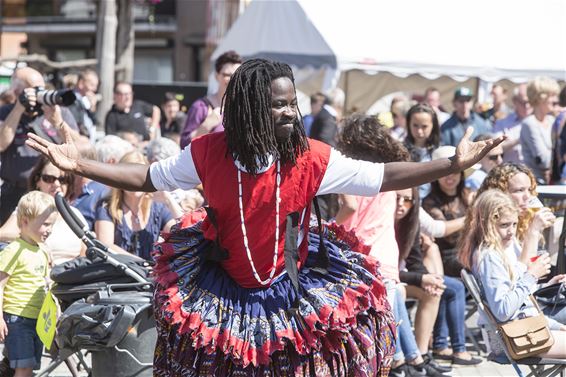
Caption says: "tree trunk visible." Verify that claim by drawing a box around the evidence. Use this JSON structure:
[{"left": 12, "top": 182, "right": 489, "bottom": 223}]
[
  {"left": 115, "top": 0, "right": 134, "bottom": 83},
  {"left": 96, "top": 0, "right": 117, "bottom": 132}
]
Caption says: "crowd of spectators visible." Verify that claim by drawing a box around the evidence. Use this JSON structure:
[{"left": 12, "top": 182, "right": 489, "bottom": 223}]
[{"left": 0, "top": 51, "right": 565, "bottom": 375}]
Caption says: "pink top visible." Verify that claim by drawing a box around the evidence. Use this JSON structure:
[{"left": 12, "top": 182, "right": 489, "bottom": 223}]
[{"left": 340, "top": 191, "right": 399, "bottom": 282}]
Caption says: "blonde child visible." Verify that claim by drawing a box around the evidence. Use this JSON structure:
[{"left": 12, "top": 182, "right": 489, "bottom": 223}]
[
  {"left": 0, "top": 191, "right": 57, "bottom": 377},
  {"left": 460, "top": 189, "right": 566, "bottom": 358}
]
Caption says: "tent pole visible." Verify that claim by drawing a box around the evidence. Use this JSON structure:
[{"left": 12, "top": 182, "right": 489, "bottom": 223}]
[{"left": 344, "top": 70, "right": 350, "bottom": 115}]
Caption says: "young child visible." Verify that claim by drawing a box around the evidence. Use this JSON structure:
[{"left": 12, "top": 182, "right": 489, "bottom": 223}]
[
  {"left": 460, "top": 189, "right": 566, "bottom": 358},
  {"left": 0, "top": 191, "right": 57, "bottom": 376}
]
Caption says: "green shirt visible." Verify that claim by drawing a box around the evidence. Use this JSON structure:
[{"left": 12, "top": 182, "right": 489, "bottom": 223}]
[{"left": 0, "top": 238, "right": 49, "bottom": 319}]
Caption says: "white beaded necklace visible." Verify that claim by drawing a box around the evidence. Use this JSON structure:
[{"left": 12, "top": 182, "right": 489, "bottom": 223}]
[{"left": 237, "top": 160, "right": 281, "bottom": 285}]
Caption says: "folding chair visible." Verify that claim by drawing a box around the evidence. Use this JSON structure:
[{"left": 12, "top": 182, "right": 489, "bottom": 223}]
[{"left": 461, "top": 269, "right": 566, "bottom": 377}]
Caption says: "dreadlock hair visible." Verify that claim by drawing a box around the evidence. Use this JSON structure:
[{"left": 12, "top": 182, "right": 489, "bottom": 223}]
[
  {"left": 337, "top": 113, "right": 410, "bottom": 163},
  {"left": 223, "top": 58, "right": 309, "bottom": 175}
]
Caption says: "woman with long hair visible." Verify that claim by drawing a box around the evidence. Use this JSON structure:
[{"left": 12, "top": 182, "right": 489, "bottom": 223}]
[
  {"left": 404, "top": 103, "right": 441, "bottom": 200},
  {"left": 460, "top": 190, "right": 566, "bottom": 358},
  {"left": 474, "top": 163, "right": 565, "bottom": 324},
  {"left": 0, "top": 156, "right": 86, "bottom": 264},
  {"left": 95, "top": 151, "right": 176, "bottom": 260}
]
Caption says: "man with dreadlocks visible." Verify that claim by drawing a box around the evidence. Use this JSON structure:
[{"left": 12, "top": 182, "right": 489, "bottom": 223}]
[{"left": 26, "top": 58, "right": 505, "bottom": 376}]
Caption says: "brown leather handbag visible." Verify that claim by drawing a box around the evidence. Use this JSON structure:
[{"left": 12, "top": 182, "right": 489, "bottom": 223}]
[{"left": 497, "top": 296, "right": 554, "bottom": 360}]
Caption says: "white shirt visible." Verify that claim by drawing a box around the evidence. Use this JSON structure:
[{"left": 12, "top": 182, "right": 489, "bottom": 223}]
[{"left": 149, "top": 144, "right": 385, "bottom": 197}]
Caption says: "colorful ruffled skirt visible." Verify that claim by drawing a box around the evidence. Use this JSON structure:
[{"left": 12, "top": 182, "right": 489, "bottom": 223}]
[{"left": 152, "top": 219, "right": 396, "bottom": 376}]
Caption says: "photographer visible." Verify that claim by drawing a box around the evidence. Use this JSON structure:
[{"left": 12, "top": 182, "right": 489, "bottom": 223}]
[
  {"left": 67, "top": 69, "right": 99, "bottom": 142},
  {"left": 0, "top": 67, "right": 82, "bottom": 226}
]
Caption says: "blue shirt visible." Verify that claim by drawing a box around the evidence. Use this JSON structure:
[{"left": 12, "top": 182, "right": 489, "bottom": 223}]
[
  {"left": 96, "top": 202, "right": 173, "bottom": 260},
  {"left": 72, "top": 181, "right": 111, "bottom": 230},
  {"left": 440, "top": 112, "right": 492, "bottom": 146},
  {"left": 473, "top": 241, "right": 561, "bottom": 330}
]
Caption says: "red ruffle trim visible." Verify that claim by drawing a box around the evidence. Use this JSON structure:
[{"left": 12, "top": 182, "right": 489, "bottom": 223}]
[{"left": 152, "top": 220, "right": 390, "bottom": 367}]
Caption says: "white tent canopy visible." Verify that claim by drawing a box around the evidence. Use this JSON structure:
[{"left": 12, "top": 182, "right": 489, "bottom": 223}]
[{"left": 210, "top": 0, "right": 566, "bottom": 111}]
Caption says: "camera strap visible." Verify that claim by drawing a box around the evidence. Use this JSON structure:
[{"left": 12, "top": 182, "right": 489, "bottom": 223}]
[{"left": 30, "top": 117, "right": 59, "bottom": 144}]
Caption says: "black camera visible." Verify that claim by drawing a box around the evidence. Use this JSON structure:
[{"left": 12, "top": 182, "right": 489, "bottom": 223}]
[{"left": 35, "top": 87, "right": 76, "bottom": 107}]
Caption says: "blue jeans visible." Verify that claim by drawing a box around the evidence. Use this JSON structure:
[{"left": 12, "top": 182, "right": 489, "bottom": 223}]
[
  {"left": 3, "top": 313, "right": 43, "bottom": 369},
  {"left": 543, "top": 303, "right": 566, "bottom": 326},
  {"left": 393, "top": 287, "right": 420, "bottom": 362},
  {"left": 433, "top": 276, "right": 467, "bottom": 353}
]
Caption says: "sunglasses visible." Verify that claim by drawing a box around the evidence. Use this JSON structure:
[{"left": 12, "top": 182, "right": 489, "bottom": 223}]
[
  {"left": 397, "top": 195, "right": 414, "bottom": 206},
  {"left": 487, "top": 154, "right": 504, "bottom": 161},
  {"left": 41, "top": 174, "right": 69, "bottom": 184}
]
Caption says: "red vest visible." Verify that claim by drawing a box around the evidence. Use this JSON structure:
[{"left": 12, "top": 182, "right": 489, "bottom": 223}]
[{"left": 191, "top": 133, "right": 330, "bottom": 288}]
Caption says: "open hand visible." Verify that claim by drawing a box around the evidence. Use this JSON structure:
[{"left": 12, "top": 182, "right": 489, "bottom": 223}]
[
  {"left": 25, "top": 122, "right": 80, "bottom": 172},
  {"left": 454, "top": 127, "right": 506, "bottom": 170}
]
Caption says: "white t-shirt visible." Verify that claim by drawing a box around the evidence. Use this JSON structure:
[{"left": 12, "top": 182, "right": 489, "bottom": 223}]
[
  {"left": 150, "top": 144, "right": 385, "bottom": 197},
  {"left": 44, "top": 207, "right": 87, "bottom": 265}
]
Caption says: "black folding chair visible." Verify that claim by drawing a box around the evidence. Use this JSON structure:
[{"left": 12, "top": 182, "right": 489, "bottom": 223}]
[{"left": 461, "top": 269, "right": 566, "bottom": 377}]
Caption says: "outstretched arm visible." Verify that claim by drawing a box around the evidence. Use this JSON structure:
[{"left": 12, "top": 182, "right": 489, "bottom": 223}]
[
  {"left": 381, "top": 127, "right": 505, "bottom": 192},
  {"left": 26, "top": 122, "right": 156, "bottom": 192}
]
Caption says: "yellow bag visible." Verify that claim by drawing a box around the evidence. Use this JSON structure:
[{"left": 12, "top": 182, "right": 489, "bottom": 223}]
[{"left": 35, "top": 290, "right": 60, "bottom": 350}]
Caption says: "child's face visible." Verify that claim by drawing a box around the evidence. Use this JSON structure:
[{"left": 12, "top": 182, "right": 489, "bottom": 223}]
[
  {"left": 21, "top": 210, "right": 58, "bottom": 245},
  {"left": 495, "top": 211, "right": 518, "bottom": 249},
  {"left": 409, "top": 112, "right": 433, "bottom": 146}
]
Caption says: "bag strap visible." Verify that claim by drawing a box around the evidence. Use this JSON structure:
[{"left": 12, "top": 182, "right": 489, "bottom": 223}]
[
  {"left": 558, "top": 207, "right": 566, "bottom": 275},
  {"left": 203, "top": 207, "right": 229, "bottom": 261},
  {"left": 528, "top": 294, "right": 544, "bottom": 313},
  {"left": 284, "top": 212, "right": 301, "bottom": 313},
  {"left": 311, "top": 197, "right": 329, "bottom": 273},
  {"left": 106, "top": 305, "right": 137, "bottom": 347}
]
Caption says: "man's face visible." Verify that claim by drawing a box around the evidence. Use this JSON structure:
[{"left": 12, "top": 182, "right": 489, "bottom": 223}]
[
  {"left": 162, "top": 99, "right": 180, "bottom": 120},
  {"left": 491, "top": 86, "right": 506, "bottom": 105},
  {"left": 512, "top": 90, "right": 531, "bottom": 119},
  {"left": 271, "top": 77, "right": 298, "bottom": 141},
  {"left": 310, "top": 99, "right": 324, "bottom": 116},
  {"left": 78, "top": 74, "right": 99, "bottom": 96},
  {"left": 425, "top": 91, "right": 441, "bottom": 109},
  {"left": 113, "top": 83, "right": 133, "bottom": 110},
  {"left": 216, "top": 63, "right": 241, "bottom": 94},
  {"left": 453, "top": 97, "right": 473, "bottom": 119},
  {"left": 480, "top": 144, "right": 504, "bottom": 173}
]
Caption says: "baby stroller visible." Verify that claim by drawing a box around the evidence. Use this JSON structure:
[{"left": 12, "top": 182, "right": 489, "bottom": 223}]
[{"left": 41, "top": 193, "right": 156, "bottom": 377}]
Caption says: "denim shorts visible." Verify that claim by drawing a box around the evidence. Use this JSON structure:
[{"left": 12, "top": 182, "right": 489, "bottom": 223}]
[{"left": 3, "top": 313, "right": 43, "bottom": 369}]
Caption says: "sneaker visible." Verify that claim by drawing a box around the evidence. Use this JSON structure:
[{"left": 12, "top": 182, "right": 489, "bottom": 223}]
[
  {"left": 390, "top": 364, "right": 426, "bottom": 377},
  {"left": 422, "top": 353, "right": 452, "bottom": 373},
  {"left": 414, "top": 361, "right": 451, "bottom": 376},
  {"left": 452, "top": 355, "right": 482, "bottom": 365},
  {"left": 389, "top": 364, "right": 406, "bottom": 377}
]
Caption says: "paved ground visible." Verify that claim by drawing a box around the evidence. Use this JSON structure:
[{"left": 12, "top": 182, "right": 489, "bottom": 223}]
[{"left": 0, "top": 311, "right": 547, "bottom": 376}]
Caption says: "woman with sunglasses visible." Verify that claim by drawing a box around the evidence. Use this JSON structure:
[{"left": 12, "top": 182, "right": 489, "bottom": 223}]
[
  {"left": 94, "top": 151, "right": 177, "bottom": 260},
  {"left": 0, "top": 156, "right": 87, "bottom": 264},
  {"left": 464, "top": 133, "right": 504, "bottom": 196},
  {"left": 519, "top": 76, "right": 560, "bottom": 184}
]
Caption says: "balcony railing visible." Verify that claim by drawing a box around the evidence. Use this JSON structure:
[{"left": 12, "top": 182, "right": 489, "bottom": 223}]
[{"left": 1, "top": 0, "right": 175, "bottom": 25}]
